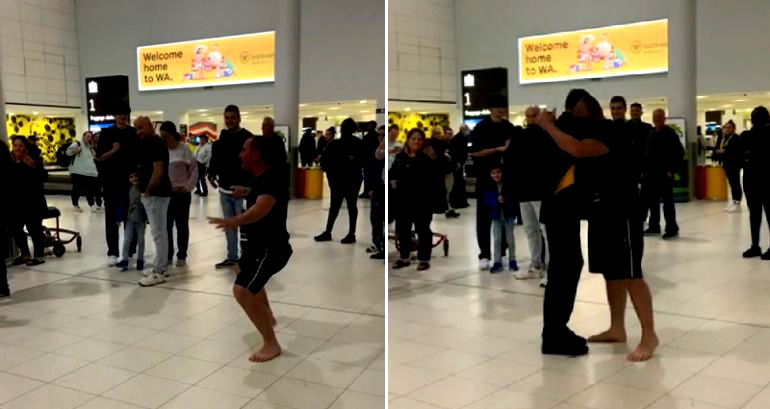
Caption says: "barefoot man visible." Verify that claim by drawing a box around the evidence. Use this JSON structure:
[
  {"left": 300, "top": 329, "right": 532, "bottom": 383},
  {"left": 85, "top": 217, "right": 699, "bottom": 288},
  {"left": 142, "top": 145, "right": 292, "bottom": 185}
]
[
  {"left": 210, "top": 135, "right": 292, "bottom": 362},
  {"left": 537, "top": 94, "right": 659, "bottom": 362}
]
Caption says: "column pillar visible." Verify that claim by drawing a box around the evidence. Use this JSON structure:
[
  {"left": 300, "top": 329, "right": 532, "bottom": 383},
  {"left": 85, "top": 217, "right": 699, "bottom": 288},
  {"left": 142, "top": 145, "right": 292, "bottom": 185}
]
[
  {"left": 273, "top": 0, "right": 300, "bottom": 147},
  {"left": 667, "top": 0, "right": 697, "bottom": 199}
]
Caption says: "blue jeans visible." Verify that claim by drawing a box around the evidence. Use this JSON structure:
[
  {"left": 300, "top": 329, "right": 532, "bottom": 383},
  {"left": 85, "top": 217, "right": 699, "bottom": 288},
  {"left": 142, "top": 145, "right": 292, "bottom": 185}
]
[
  {"left": 141, "top": 196, "right": 170, "bottom": 274},
  {"left": 492, "top": 218, "right": 516, "bottom": 264},
  {"left": 220, "top": 192, "right": 244, "bottom": 261},
  {"left": 122, "top": 221, "right": 146, "bottom": 261}
]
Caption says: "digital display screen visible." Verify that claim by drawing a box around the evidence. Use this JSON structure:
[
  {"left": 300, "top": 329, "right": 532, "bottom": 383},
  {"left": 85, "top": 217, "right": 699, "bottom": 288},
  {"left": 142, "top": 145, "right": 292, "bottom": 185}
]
[
  {"left": 518, "top": 19, "right": 668, "bottom": 84},
  {"left": 137, "top": 31, "right": 275, "bottom": 91}
]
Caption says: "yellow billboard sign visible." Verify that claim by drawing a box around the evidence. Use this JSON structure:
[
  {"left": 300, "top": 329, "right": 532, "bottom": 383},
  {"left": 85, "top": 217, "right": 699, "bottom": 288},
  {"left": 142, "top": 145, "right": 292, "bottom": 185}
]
[
  {"left": 137, "top": 31, "right": 275, "bottom": 91},
  {"left": 518, "top": 19, "right": 668, "bottom": 84}
]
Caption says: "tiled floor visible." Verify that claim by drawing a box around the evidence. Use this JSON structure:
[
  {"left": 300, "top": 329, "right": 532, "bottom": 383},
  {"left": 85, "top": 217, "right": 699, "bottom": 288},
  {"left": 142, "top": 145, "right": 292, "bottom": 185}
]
[
  {"left": 0, "top": 193, "right": 384, "bottom": 409},
  {"left": 389, "top": 200, "right": 770, "bottom": 409}
]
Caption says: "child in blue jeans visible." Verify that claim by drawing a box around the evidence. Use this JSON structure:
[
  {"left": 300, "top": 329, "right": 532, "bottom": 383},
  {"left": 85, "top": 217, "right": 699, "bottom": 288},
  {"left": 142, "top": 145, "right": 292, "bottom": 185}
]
[
  {"left": 116, "top": 173, "right": 147, "bottom": 271},
  {"left": 484, "top": 167, "right": 518, "bottom": 273}
]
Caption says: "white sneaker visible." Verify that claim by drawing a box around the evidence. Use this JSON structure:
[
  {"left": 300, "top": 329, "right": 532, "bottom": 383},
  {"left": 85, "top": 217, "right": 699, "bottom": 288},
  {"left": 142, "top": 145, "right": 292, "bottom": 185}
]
[
  {"left": 725, "top": 201, "right": 741, "bottom": 213},
  {"left": 176, "top": 259, "right": 186, "bottom": 267},
  {"left": 529, "top": 266, "right": 545, "bottom": 277},
  {"left": 108, "top": 256, "right": 118, "bottom": 266},
  {"left": 539, "top": 276, "right": 548, "bottom": 288},
  {"left": 514, "top": 270, "right": 539, "bottom": 280},
  {"left": 90, "top": 205, "right": 99, "bottom": 212},
  {"left": 479, "top": 259, "right": 491, "bottom": 271},
  {"left": 138, "top": 274, "right": 166, "bottom": 287}
]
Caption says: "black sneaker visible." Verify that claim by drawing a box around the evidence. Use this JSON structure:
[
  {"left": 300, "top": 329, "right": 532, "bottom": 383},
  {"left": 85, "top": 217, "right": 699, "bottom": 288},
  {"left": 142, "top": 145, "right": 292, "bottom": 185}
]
[
  {"left": 744, "top": 246, "right": 762, "bottom": 258},
  {"left": 314, "top": 232, "right": 332, "bottom": 242},
  {"left": 370, "top": 251, "right": 385, "bottom": 260},
  {"left": 392, "top": 259, "right": 410, "bottom": 269},
  {"left": 365, "top": 245, "right": 379, "bottom": 253},
  {"left": 12, "top": 257, "right": 27, "bottom": 266},
  {"left": 0, "top": 287, "right": 10, "bottom": 299},
  {"left": 541, "top": 341, "right": 589, "bottom": 357},
  {"left": 341, "top": 235, "right": 356, "bottom": 244},
  {"left": 215, "top": 259, "right": 238, "bottom": 269},
  {"left": 417, "top": 262, "right": 430, "bottom": 271},
  {"left": 26, "top": 258, "right": 45, "bottom": 266},
  {"left": 643, "top": 228, "right": 661, "bottom": 236},
  {"left": 445, "top": 210, "right": 460, "bottom": 218},
  {"left": 762, "top": 250, "right": 770, "bottom": 261},
  {"left": 662, "top": 231, "right": 679, "bottom": 240}
]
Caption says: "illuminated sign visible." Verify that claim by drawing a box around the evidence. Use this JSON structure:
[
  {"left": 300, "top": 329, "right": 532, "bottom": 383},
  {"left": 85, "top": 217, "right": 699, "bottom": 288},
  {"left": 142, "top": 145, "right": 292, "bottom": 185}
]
[
  {"left": 518, "top": 19, "right": 668, "bottom": 84},
  {"left": 137, "top": 31, "right": 275, "bottom": 91}
]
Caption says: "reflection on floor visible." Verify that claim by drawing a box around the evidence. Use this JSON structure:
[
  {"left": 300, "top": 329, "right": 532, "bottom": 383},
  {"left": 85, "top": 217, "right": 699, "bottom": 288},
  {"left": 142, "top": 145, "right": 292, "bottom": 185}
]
[
  {"left": 1, "top": 194, "right": 384, "bottom": 409},
  {"left": 389, "top": 200, "right": 770, "bottom": 409}
]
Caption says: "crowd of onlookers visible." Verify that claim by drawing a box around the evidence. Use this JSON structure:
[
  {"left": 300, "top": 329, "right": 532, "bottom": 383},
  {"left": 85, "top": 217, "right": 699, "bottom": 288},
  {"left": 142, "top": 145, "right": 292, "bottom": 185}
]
[{"left": 0, "top": 102, "right": 386, "bottom": 298}]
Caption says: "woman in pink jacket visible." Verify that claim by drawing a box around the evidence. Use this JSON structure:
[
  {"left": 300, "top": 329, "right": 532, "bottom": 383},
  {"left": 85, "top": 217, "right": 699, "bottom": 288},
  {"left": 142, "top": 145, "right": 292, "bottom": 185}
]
[{"left": 160, "top": 121, "right": 198, "bottom": 267}]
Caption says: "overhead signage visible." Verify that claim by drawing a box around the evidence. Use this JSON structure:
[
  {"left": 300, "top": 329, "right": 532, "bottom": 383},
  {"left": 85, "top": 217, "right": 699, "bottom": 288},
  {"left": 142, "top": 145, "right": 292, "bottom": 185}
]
[
  {"left": 85, "top": 75, "right": 129, "bottom": 132},
  {"left": 518, "top": 19, "right": 668, "bottom": 84},
  {"left": 137, "top": 31, "right": 275, "bottom": 91},
  {"left": 461, "top": 67, "right": 508, "bottom": 124}
]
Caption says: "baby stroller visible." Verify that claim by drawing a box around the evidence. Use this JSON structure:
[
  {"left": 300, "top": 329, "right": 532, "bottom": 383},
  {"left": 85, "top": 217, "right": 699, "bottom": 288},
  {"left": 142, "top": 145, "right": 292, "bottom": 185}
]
[{"left": 40, "top": 207, "right": 82, "bottom": 257}]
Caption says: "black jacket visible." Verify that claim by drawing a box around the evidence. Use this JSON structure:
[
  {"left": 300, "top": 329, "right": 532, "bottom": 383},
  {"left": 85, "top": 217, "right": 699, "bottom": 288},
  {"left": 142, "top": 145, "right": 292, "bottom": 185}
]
[
  {"left": 298, "top": 132, "right": 317, "bottom": 165},
  {"left": 208, "top": 128, "right": 253, "bottom": 191},
  {"left": 714, "top": 132, "right": 744, "bottom": 169},
  {"left": 389, "top": 151, "right": 441, "bottom": 211},
  {"left": 449, "top": 132, "right": 468, "bottom": 168},
  {"left": 624, "top": 119, "right": 652, "bottom": 182},
  {"left": 644, "top": 125, "right": 684, "bottom": 176},
  {"left": 9, "top": 158, "right": 47, "bottom": 215},
  {"left": 742, "top": 125, "right": 770, "bottom": 178},
  {"left": 320, "top": 134, "right": 364, "bottom": 186}
]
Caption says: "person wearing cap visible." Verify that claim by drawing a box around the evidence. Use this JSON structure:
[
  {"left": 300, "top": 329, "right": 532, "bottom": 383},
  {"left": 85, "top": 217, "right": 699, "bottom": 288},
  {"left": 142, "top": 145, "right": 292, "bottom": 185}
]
[
  {"left": 94, "top": 102, "right": 139, "bottom": 266},
  {"left": 133, "top": 116, "right": 173, "bottom": 287},
  {"left": 469, "top": 94, "right": 520, "bottom": 271},
  {"left": 195, "top": 134, "right": 212, "bottom": 196},
  {"left": 161, "top": 121, "right": 198, "bottom": 268}
]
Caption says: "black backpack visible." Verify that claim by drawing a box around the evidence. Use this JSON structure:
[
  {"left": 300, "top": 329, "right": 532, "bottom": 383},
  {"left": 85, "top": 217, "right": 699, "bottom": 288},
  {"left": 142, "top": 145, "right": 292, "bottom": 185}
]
[{"left": 56, "top": 141, "right": 79, "bottom": 168}]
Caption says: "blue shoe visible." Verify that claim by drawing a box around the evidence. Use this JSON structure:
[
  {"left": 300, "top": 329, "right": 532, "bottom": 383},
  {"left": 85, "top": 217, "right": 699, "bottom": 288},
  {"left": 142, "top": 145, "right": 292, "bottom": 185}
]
[
  {"left": 116, "top": 259, "right": 129, "bottom": 270},
  {"left": 490, "top": 262, "right": 504, "bottom": 274},
  {"left": 509, "top": 260, "right": 519, "bottom": 272},
  {"left": 136, "top": 259, "right": 145, "bottom": 271}
]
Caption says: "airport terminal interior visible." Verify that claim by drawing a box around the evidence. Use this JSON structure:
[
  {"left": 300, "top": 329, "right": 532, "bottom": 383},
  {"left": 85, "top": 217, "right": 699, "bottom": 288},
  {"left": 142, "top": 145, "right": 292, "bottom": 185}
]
[{"left": 5, "top": 0, "right": 770, "bottom": 408}]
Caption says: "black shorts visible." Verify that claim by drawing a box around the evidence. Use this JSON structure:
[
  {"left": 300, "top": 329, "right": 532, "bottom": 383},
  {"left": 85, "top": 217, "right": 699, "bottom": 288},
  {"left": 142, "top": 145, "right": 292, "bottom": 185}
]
[
  {"left": 235, "top": 244, "right": 293, "bottom": 295},
  {"left": 588, "top": 210, "right": 644, "bottom": 281}
]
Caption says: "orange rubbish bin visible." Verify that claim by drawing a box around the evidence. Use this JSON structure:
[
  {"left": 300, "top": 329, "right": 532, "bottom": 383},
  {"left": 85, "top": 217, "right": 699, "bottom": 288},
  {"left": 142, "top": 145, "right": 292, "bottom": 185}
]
[
  {"left": 304, "top": 168, "right": 323, "bottom": 199},
  {"left": 704, "top": 166, "right": 727, "bottom": 201}
]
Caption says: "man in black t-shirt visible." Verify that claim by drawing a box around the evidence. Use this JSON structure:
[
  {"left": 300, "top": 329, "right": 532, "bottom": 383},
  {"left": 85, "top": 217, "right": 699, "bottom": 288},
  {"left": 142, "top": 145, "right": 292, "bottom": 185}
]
[
  {"left": 208, "top": 105, "right": 253, "bottom": 268},
  {"left": 94, "top": 103, "right": 139, "bottom": 265},
  {"left": 469, "top": 95, "right": 519, "bottom": 269},
  {"left": 133, "top": 116, "right": 173, "bottom": 287},
  {"left": 209, "top": 134, "right": 291, "bottom": 364}
]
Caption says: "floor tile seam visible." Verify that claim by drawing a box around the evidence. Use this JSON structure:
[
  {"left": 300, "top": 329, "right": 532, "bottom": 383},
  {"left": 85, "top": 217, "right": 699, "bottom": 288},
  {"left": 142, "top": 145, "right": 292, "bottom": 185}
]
[
  {"left": 637, "top": 369, "right": 722, "bottom": 409},
  {"left": 400, "top": 354, "right": 499, "bottom": 399},
  {"left": 1, "top": 362, "right": 112, "bottom": 404},
  {"left": 0, "top": 369, "right": 50, "bottom": 405},
  {"left": 399, "top": 278, "right": 770, "bottom": 331},
  {"left": 10, "top": 272, "right": 384, "bottom": 319},
  {"left": 99, "top": 371, "right": 192, "bottom": 409},
  {"left": 322, "top": 388, "right": 381, "bottom": 409}
]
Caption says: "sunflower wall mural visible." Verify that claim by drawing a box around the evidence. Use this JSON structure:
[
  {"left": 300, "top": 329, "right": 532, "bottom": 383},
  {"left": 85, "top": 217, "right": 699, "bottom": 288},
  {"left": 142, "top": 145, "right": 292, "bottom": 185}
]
[
  {"left": 6, "top": 115, "right": 77, "bottom": 164},
  {"left": 387, "top": 112, "right": 449, "bottom": 144}
]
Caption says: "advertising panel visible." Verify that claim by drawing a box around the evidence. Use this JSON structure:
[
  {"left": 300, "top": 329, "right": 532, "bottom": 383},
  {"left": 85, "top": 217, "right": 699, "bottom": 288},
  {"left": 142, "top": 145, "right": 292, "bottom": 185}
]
[
  {"left": 518, "top": 19, "right": 668, "bottom": 84},
  {"left": 137, "top": 31, "right": 275, "bottom": 91}
]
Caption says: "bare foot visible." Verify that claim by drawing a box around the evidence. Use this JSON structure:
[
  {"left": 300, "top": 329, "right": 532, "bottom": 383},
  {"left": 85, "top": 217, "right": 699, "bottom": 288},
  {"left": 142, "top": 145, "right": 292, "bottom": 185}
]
[
  {"left": 249, "top": 343, "right": 282, "bottom": 363},
  {"left": 588, "top": 328, "right": 627, "bottom": 343},
  {"left": 627, "top": 334, "right": 659, "bottom": 362}
]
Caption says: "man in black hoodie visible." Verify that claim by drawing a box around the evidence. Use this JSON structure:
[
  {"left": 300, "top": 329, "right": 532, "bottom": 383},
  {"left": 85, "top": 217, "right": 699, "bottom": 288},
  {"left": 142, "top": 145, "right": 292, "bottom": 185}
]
[
  {"left": 741, "top": 107, "right": 770, "bottom": 259},
  {"left": 315, "top": 118, "right": 364, "bottom": 244},
  {"left": 361, "top": 121, "right": 380, "bottom": 199},
  {"left": 642, "top": 109, "right": 684, "bottom": 239},
  {"left": 208, "top": 105, "right": 253, "bottom": 268}
]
